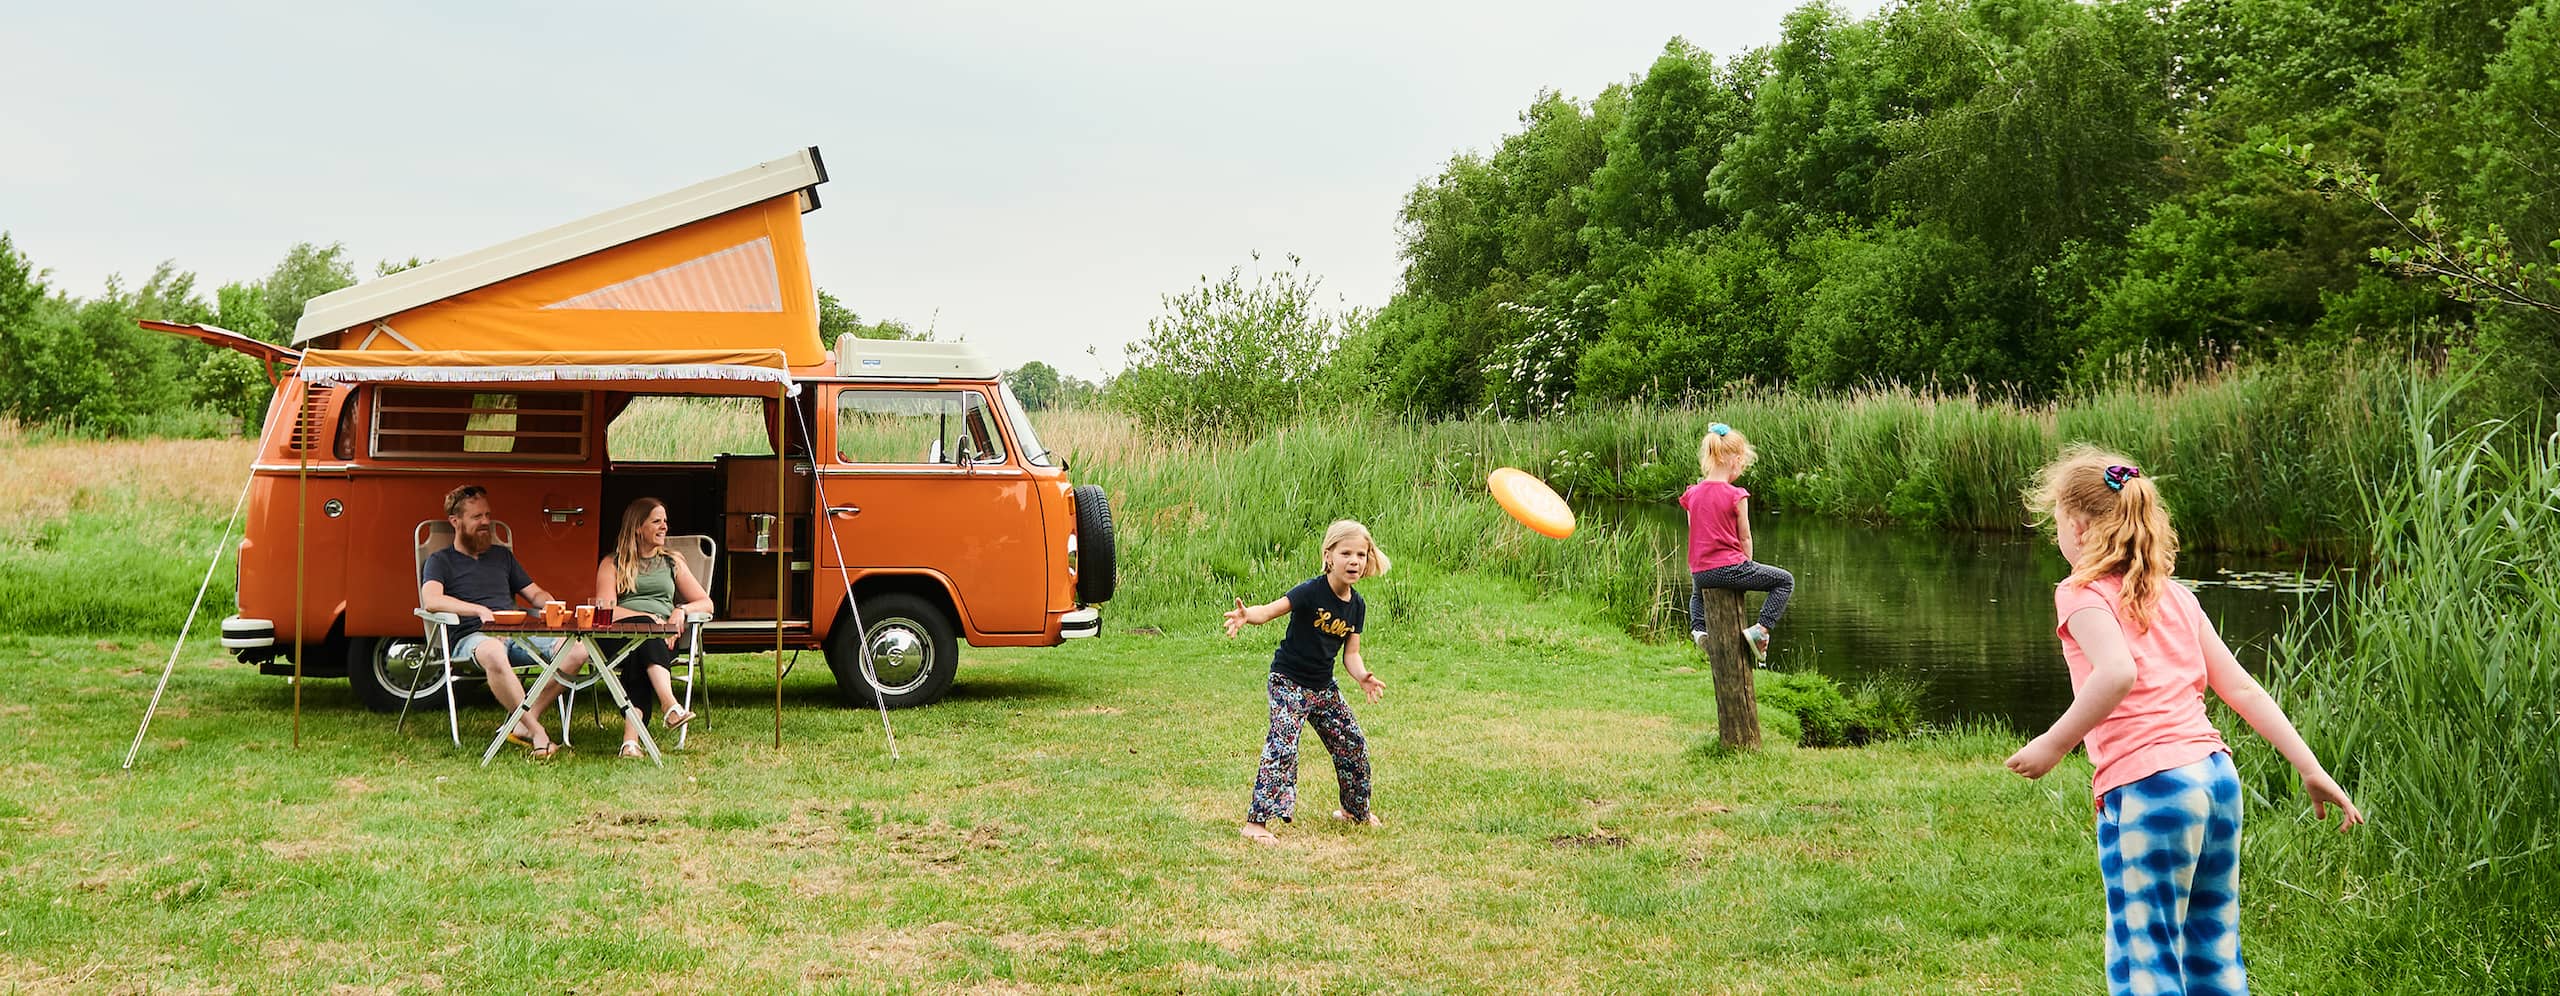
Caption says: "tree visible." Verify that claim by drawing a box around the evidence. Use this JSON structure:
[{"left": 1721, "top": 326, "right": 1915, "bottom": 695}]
[
  {"left": 1114, "top": 253, "right": 1342, "bottom": 437},
  {"left": 259, "top": 242, "right": 357, "bottom": 337},
  {"left": 818, "top": 289, "right": 926, "bottom": 350},
  {"left": 1005, "top": 361, "right": 1062, "bottom": 410}
]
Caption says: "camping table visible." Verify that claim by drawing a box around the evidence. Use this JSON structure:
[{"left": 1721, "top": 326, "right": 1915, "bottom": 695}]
[{"left": 476, "top": 619, "right": 680, "bottom": 767}]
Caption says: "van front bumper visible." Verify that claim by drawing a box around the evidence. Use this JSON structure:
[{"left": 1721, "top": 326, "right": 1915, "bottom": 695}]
[{"left": 1060, "top": 606, "right": 1101, "bottom": 639}]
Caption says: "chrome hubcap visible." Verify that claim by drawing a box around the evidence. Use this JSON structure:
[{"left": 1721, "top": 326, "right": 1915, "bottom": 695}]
[
  {"left": 376, "top": 640, "right": 439, "bottom": 698},
  {"left": 864, "top": 620, "right": 931, "bottom": 694}
]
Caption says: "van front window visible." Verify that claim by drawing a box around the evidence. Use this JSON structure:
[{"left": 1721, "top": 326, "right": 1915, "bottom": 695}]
[
  {"left": 837, "top": 390, "right": 1008, "bottom": 466},
  {"left": 998, "top": 384, "right": 1054, "bottom": 467}
]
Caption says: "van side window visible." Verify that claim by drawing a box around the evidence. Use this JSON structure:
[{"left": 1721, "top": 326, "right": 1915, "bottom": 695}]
[
  {"left": 836, "top": 390, "right": 1006, "bottom": 466},
  {"left": 373, "top": 389, "right": 589, "bottom": 461}
]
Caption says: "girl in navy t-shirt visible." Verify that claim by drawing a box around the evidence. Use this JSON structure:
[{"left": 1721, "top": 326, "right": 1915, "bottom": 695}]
[{"left": 1223, "top": 519, "right": 1392, "bottom": 843}]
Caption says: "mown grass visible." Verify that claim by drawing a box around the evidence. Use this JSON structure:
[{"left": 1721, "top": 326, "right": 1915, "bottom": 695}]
[{"left": 6, "top": 560, "right": 2374, "bottom": 993}]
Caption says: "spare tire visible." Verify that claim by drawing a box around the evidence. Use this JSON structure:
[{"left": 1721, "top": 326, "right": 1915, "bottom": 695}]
[{"left": 1072, "top": 484, "right": 1116, "bottom": 604}]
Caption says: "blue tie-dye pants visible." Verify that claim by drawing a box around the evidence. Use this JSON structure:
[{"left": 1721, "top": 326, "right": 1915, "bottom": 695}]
[{"left": 2098, "top": 751, "right": 2247, "bottom": 996}]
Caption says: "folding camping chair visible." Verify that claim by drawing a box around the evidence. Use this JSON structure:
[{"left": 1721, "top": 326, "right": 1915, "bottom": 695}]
[
  {"left": 560, "top": 534, "right": 715, "bottom": 748},
  {"left": 664, "top": 534, "right": 715, "bottom": 748},
  {"left": 404, "top": 520, "right": 594, "bottom": 746}
]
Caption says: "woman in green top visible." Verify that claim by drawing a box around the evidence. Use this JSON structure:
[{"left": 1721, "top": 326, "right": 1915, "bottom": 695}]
[{"left": 593, "top": 498, "right": 714, "bottom": 757}]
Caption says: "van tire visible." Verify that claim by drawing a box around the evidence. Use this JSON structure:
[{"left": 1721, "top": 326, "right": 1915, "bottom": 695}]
[
  {"left": 347, "top": 636, "right": 445, "bottom": 714},
  {"left": 826, "top": 594, "right": 958, "bottom": 709},
  {"left": 1072, "top": 484, "right": 1116, "bottom": 604}
]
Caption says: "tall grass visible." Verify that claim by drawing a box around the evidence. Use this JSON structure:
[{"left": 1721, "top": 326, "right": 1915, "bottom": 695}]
[
  {"left": 2242, "top": 380, "right": 2560, "bottom": 992},
  {"left": 0, "top": 422, "right": 253, "bottom": 635},
  {"left": 1500, "top": 355, "right": 2423, "bottom": 557},
  {"left": 1055, "top": 356, "right": 2433, "bottom": 644}
]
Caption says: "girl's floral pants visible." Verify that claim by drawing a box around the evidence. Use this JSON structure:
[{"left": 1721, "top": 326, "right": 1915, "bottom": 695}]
[{"left": 1247, "top": 673, "right": 1371, "bottom": 824}]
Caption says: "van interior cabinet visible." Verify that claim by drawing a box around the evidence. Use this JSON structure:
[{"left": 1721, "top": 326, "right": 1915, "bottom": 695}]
[{"left": 717, "top": 455, "right": 810, "bottom": 620}]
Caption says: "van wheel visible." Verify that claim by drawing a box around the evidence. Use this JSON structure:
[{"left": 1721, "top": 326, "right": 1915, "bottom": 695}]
[
  {"left": 826, "top": 594, "right": 958, "bottom": 709},
  {"left": 347, "top": 636, "right": 446, "bottom": 714},
  {"left": 1072, "top": 484, "right": 1116, "bottom": 604}
]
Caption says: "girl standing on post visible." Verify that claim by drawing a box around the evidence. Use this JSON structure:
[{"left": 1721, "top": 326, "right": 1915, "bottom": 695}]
[
  {"left": 2009, "top": 446, "right": 2362, "bottom": 995},
  {"left": 1684, "top": 422, "right": 1793, "bottom": 663},
  {"left": 1224, "top": 520, "right": 1391, "bottom": 843}
]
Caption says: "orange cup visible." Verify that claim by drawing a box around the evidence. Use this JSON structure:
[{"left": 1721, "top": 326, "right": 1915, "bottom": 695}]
[
  {"left": 574, "top": 604, "right": 595, "bottom": 628},
  {"left": 542, "top": 601, "right": 567, "bottom": 627}
]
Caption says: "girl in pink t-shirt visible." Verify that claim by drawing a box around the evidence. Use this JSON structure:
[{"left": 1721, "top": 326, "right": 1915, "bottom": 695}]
[
  {"left": 1681, "top": 423, "right": 1793, "bottom": 663},
  {"left": 2007, "top": 445, "right": 2362, "bottom": 996}
]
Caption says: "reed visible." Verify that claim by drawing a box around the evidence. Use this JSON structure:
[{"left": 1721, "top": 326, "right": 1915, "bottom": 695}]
[{"left": 2239, "top": 379, "right": 2560, "bottom": 992}]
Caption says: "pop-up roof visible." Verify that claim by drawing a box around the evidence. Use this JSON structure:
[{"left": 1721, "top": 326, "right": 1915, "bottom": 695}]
[{"left": 291, "top": 148, "right": 831, "bottom": 367}]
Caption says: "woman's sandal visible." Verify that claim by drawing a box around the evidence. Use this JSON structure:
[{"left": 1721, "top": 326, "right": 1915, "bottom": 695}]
[
  {"left": 662, "top": 707, "right": 695, "bottom": 730},
  {"left": 528, "top": 741, "right": 561, "bottom": 761},
  {"left": 619, "top": 740, "right": 644, "bottom": 759}
]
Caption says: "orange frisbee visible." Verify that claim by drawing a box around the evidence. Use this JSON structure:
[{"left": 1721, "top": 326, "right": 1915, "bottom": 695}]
[{"left": 1488, "top": 467, "right": 1576, "bottom": 539}]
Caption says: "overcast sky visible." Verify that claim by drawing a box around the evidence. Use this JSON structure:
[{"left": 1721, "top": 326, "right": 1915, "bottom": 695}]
[{"left": 4, "top": 1, "right": 1867, "bottom": 378}]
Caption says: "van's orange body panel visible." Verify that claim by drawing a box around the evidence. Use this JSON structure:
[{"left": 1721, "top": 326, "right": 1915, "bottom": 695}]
[
  {"left": 228, "top": 376, "right": 1083, "bottom": 659},
  {"left": 157, "top": 148, "right": 1098, "bottom": 698}
]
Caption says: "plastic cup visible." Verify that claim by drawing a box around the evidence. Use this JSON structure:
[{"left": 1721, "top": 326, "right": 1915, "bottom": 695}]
[
  {"left": 574, "top": 604, "right": 595, "bottom": 628},
  {"left": 543, "top": 601, "right": 567, "bottom": 627}
]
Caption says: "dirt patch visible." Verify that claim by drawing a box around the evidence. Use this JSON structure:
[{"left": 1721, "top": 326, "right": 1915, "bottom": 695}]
[
  {"left": 875, "top": 817, "right": 1011, "bottom": 871},
  {"left": 259, "top": 835, "right": 350, "bottom": 863},
  {"left": 1548, "top": 831, "right": 1630, "bottom": 849},
  {"left": 801, "top": 920, "right": 964, "bottom": 982},
  {"left": 1058, "top": 705, "right": 1123, "bottom": 716},
  {"left": 763, "top": 806, "right": 845, "bottom": 851}
]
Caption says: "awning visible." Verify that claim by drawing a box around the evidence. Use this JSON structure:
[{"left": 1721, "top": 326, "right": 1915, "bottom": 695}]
[
  {"left": 295, "top": 348, "right": 798, "bottom": 397},
  {"left": 138, "top": 321, "right": 301, "bottom": 381}
]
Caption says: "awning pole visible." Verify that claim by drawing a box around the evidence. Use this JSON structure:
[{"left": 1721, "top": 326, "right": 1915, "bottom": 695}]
[
  {"left": 293, "top": 399, "right": 309, "bottom": 748},
  {"left": 124, "top": 471, "right": 255, "bottom": 769},
  {"left": 774, "top": 397, "right": 785, "bottom": 750}
]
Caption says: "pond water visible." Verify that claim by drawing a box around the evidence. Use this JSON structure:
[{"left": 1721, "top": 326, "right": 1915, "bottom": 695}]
[{"left": 1607, "top": 504, "right": 2342, "bottom": 732}]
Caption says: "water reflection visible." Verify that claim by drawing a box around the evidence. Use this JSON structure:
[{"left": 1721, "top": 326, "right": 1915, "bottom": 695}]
[{"left": 1606, "top": 504, "right": 2340, "bottom": 732}]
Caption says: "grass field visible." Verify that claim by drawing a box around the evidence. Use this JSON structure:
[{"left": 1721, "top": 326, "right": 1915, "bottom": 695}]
[
  {"left": 0, "top": 398, "right": 2507, "bottom": 993},
  {"left": 2, "top": 572, "right": 2375, "bottom": 994}
]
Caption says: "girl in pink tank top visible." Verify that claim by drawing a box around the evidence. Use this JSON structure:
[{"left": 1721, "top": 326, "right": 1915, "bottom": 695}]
[
  {"left": 1681, "top": 423, "right": 1793, "bottom": 663},
  {"left": 2007, "top": 446, "right": 2363, "bottom": 996}
]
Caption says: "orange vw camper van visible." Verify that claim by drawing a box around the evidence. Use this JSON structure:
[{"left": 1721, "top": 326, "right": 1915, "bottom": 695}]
[{"left": 155, "top": 148, "right": 1112, "bottom": 711}]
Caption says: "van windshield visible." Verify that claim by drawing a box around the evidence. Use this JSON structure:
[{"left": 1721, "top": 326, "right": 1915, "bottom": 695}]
[{"left": 999, "top": 384, "right": 1054, "bottom": 467}]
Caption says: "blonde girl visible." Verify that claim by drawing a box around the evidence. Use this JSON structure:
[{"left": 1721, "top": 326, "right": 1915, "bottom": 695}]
[
  {"left": 1223, "top": 520, "right": 1391, "bottom": 843},
  {"left": 1683, "top": 423, "right": 1793, "bottom": 662},
  {"left": 2009, "top": 445, "right": 2362, "bottom": 994},
  {"left": 591, "top": 498, "right": 713, "bottom": 758}
]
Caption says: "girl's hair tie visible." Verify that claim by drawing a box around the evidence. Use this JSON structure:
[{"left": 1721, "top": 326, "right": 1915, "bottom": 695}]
[
  {"left": 1708, "top": 422, "right": 1731, "bottom": 437},
  {"left": 2104, "top": 465, "right": 2141, "bottom": 491}
]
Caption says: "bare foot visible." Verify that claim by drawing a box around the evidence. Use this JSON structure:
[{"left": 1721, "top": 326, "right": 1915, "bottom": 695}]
[
  {"left": 1334, "top": 809, "right": 1383, "bottom": 826},
  {"left": 1238, "top": 822, "right": 1280, "bottom": 844}
]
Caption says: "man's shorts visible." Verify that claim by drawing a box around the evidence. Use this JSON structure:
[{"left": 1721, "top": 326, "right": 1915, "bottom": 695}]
[{"left": 450, "top": 631, "right": 562, "bottom": 670}]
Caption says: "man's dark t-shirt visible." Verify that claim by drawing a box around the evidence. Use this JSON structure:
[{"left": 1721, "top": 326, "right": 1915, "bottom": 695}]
[
  {"left": 421, "top": 543, "right": 533, "bottom": 642},
  {"left": 1270, "top": 575, "right": 1363, "bottom": 691}
]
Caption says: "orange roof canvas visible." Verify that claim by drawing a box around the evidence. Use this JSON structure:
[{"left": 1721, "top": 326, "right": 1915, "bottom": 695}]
[{"left": 292, "top": 149, "right": 830, "bottom": 366}]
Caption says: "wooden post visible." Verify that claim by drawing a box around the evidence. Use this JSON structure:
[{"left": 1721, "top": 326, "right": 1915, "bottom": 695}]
[{"left": 1697, "top": 588, "right": 1760, "bottom": 750}]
